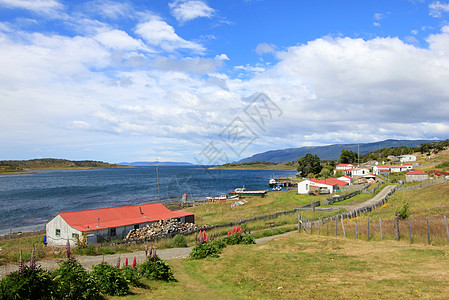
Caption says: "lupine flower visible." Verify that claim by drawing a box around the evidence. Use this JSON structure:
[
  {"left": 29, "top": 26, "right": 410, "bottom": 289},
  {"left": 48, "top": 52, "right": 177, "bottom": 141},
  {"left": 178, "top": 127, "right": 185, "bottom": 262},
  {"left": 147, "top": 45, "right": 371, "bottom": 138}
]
[
  {"left": 205, "top": 234, "right": 209, "bottom": 243},
  {"left": 18, "top": 250, "right": 24, "bottom": 275},
  {"left": 116, "top": 256, "right": 121, "bottom": 269},
  {"left": 228, "top": 229, "right": 231, "bottom": 236},
  {"left": 125, "top": 257, "right": 128, "bottom": 266},
  {"left": 29, "top": 250, "right": 36, "bottom": 270},
  {"left": 195, "top": 233, "right": 198, "bottom": 244},
  {"left": 132, "top": 257, "right": 137, "bottom": 268},
  {"left": 145, "top": 246, "right": 148, "bottom": 257},
  {"left": 149, "top": 246, "right": 153, "bottom": 257}
]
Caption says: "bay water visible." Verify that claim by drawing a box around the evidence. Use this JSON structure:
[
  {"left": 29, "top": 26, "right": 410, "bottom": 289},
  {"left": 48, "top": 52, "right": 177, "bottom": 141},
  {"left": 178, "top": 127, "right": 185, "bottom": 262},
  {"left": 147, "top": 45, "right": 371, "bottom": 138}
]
[{"left": 0, "top": 166, "right": 296, "bottom": 235}]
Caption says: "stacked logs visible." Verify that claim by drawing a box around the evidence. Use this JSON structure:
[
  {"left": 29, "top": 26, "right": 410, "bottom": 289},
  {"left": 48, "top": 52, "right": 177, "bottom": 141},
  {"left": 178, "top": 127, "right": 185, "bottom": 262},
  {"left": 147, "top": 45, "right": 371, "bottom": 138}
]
[{"left": 125, "top": 219, "right": 209, "bottom": 240}]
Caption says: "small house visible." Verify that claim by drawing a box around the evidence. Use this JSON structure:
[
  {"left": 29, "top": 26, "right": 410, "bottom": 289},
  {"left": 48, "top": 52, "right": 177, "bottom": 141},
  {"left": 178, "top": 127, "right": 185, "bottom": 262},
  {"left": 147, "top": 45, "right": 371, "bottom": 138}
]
[
  {"left": 298, "top": 178, "right": 348, "bottom": 194},
  {"left": 46, "top": 202, "right": 194, "bottom": 246},
  {"left": 405, "top": 170, "right": 429, "bottom": 183}
]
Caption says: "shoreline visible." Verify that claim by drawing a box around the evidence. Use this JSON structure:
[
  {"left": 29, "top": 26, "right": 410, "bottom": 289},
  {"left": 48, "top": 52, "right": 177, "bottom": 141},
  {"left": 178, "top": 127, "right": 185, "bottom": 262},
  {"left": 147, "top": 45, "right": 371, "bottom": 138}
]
[{"left": 0, "top": 166, "right": 133, "bottom": 175}]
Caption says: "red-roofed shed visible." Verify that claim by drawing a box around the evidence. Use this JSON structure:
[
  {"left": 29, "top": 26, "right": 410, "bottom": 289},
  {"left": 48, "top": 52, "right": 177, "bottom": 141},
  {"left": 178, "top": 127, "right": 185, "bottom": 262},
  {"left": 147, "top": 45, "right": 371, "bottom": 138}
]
[
  {"left": 405, "top": 170, "right": 429, "bottom": 183},
  {"left": 46, "top": 203, "right": 194, "bottom": 246}
]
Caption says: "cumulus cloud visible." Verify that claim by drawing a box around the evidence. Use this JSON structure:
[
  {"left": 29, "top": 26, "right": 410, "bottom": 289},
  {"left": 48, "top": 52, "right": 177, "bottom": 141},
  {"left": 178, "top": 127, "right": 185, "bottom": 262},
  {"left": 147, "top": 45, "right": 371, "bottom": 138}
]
[
  {"left": 94, "top": 29, "right": 153, "bottom": 52},
  {"left": 429, "top": 1, "right": 449, "bottom": 17},
  {"left": 169, "top": 0, "right": 215, "bottom": 23},
  {"left": 135, "top": 17, "right": 205, "bottom": 52}
]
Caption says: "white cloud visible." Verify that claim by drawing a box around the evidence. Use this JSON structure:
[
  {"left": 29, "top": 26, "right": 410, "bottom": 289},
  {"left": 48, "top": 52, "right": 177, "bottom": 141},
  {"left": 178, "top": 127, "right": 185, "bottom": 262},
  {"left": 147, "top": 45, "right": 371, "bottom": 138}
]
[
  {"left": 169, "top": 0, "right": 215, "bottom": 23},
  {"left": 94, "top": 29, "right": 153, "bottom": 52},
  {"left": 135, "top": 17, "right": 205, "bottom": 52},
  {"left": 89, "top": 0, "right": 133, "bottom": 19},
  {"left": 255, "top": 43, "right": 277, "bottom": 55},
  {"left": 0, "top": 0, "right": 62, "bottom": 14},
  {"left": 373, "top": 22, "right": 381, "bottom": 27},
  {"left": 373, "top": 13, "right": 384, "bottom": 20},
  {"left": 429, "top": 1, "right": 449, "bottom": 17}
]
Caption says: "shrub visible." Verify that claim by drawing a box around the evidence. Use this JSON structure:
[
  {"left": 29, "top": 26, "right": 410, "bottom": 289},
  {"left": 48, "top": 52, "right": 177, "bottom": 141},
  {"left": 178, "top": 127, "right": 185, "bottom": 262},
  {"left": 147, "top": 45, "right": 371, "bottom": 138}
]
[
  {"left": 189, "top": 240, "right": 226, "bottom": 259},
  {"left": 90, "top": 263, "right": 129, "bottom": 296},
  {"left": 139, "top": 257, "right": 176, "bottom": 282},
  {"left": 121, "top": 265, "right": 144, "bottom": 287},
  {"left": 396, "top": 201, "right": 410, "bottom": 219},
  {"left": 223, "top": 226, "right": 256, "bottom": 245},
  {"left": 0, "top": 267, "right": 55, "bottom": 300},
  {"left": 172, "top": 234, "right": 188, "bottom": 248},
  {"left": 52, "top": 258, "right": 100, "bottom": 299}
]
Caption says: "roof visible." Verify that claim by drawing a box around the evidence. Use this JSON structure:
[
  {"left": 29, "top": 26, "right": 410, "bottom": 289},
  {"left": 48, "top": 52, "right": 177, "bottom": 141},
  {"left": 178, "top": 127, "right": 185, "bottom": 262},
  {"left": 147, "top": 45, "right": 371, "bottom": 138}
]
[
  {"left": 309, "top": 178, "right": 348, "bottom": 187},
  {"left": 406, "top": 170, "right": 428, "bottom": 175},
  {"left": 57, "top": 202, "right": 194, "bottom": 232}
]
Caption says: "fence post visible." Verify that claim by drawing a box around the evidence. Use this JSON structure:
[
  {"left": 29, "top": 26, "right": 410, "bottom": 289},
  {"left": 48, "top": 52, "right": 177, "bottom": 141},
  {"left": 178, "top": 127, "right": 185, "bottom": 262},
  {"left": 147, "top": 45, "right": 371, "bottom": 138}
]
[
  {"left": 319, "top": 219, "right": 321, "bottom": 235},
  {"left": 311, "top": 218, "right": 313, "bottom": 235},
  {"left": 341, "top": 218, "right": 346, "bottom": 238},
  {"left": 368, "top": 218, "right": 370, "bottom": 241},
  {"left": 298, "top": 213, "right": 301, "bottom": 232},
  {"left": 408, "top": 216, "right": 413, "bottom": 244},
  {"left": 326, "top": 219, "right": 329, "bottom": 235},
  {"left": 426, "top": 217, "right": 431, "bottom": 245},
  {"left": 355, "top": 218, "right": 358, "bottom": 239},
  {"left": 335, "top": 217, "right": 338, "bottom": 236},
  {"left": 444, "top": 216, "right": 449, "bottom": 244},
  {"left": 379, "top": 217, "right": 383, "bottom": 240},
  {"left": 394, "top": 216, "right": 400, "bottom": 241}
]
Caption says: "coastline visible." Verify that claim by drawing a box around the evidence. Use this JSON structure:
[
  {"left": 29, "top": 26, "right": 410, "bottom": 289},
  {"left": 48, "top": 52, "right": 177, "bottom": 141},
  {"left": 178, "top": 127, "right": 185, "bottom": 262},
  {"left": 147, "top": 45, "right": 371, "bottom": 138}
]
[{"left": 0, "top": 166, "right": 133, "bottom": 175}]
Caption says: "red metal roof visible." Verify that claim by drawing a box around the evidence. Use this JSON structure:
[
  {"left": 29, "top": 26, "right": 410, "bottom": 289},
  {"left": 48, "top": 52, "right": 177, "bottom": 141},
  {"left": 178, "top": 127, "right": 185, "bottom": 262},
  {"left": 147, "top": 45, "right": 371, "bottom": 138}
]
[
  {"left": 406, "top": 170, "right": 428, "bottom": 175},
  {"left": 58, "top": 203, "right": 194, "bottom": 232},
  {"left": 309, "top": 178, "right": 348, "bottom": 187}
]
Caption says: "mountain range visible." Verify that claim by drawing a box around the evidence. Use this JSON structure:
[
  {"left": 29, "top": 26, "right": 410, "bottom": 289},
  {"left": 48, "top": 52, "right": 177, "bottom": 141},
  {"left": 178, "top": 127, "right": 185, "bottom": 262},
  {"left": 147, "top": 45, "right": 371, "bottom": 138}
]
[{"left": 237, "top": 139, "right": 436, "bottom": 163}]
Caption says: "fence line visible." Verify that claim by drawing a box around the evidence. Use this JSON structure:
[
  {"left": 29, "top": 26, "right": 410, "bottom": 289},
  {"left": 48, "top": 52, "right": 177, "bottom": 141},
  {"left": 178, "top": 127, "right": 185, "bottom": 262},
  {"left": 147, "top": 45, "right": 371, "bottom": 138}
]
[{"left": 399, "top": 178, "right": 447, "bottom": 191}]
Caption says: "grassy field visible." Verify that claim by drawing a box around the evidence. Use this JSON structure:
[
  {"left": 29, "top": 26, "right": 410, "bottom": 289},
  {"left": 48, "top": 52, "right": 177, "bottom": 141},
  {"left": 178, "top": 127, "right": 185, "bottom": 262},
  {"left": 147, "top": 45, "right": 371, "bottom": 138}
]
[{"left": 109, "top": 233, "right": 449, "bottom": 299}]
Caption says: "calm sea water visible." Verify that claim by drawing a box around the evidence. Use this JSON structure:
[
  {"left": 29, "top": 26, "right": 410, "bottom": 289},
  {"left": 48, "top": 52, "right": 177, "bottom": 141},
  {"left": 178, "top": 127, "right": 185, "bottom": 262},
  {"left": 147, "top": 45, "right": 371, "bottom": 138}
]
[{"left": 0, "top": 166, "right": 296, "bottom": 235}]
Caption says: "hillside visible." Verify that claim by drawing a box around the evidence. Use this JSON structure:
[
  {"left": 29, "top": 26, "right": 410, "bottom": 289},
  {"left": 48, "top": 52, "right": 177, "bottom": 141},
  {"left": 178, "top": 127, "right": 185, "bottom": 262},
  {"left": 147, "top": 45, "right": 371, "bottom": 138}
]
[
  {"left": 0, "top": 158, "right": 128, "bottom": 173},
  {"left": 238, "top": 139, "right": 436, "bottom": 163}
]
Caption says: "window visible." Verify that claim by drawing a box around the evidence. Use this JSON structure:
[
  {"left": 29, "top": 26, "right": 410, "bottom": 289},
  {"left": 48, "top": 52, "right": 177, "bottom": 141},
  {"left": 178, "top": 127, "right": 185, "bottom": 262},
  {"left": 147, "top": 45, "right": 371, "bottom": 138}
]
[
  {"left": 134, "top": 224, "right": 139, "bottom": 230},
  {"left": 55, "top": 229, "right": 61, "bottom": 237},
  {"left": 110, "top": 228, "right": 116, "bottom": 237},
  {"left": 72, "top": 233, "right": 79, "bottom": 240}
]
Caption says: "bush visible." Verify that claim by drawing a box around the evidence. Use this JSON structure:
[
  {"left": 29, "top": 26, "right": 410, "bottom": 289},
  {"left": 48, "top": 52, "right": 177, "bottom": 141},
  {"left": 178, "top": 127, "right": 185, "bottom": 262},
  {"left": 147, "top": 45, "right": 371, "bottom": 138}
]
[
  {"left": 121, "top": 265, "right": 144, "bottom": 287},
  {"left": 396, "top": 201, "right": 409, "bottom": 219},
  {"left": 172, "top": 234, "right": 188, "bottom": 248},
  {"left": 52, "top": 259, "right": 100, "bottom": 299},
  {"left": 0, "top": 267, "right": 55, "bottom": 300},
  {"left": 90, "top": 263, "right": 129, "bottom": 296},
  {"left": 189, "top": 240, "right": 226, "bottom": 259},
  {"left": 139, "top": 257, "right": 176, "bottom": 281}
]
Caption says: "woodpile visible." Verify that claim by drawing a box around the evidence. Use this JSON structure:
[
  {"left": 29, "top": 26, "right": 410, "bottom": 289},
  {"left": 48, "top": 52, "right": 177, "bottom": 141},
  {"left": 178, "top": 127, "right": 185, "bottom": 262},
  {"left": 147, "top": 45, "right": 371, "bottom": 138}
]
[{"left": 125, "top": 219, "right": 208, "bottom": 240}]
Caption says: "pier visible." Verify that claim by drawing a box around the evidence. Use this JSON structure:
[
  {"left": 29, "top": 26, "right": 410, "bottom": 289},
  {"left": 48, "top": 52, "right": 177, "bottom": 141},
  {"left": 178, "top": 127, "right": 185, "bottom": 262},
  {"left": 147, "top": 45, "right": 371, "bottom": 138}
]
[{"left": 269, "top": 177, "right": 299, "bottom": 188}]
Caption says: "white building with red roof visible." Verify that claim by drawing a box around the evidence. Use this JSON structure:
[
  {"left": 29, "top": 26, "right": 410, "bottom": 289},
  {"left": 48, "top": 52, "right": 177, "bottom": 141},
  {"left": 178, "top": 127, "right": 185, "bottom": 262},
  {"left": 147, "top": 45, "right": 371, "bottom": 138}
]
[
  {"left": 373, "top": 164, "right": 412, "bottom": 175},
  {"left": 298, "top": 178, "right": 348, "bottom": 194},
  {"left": 337, "top": 176, "right": 353, "bottom": 185},
  {"left": 46, "top": 203, "right": 194, "bottom": 246},
  {"left": 405, "top": 170, "right": 429, "bottom": 183}
]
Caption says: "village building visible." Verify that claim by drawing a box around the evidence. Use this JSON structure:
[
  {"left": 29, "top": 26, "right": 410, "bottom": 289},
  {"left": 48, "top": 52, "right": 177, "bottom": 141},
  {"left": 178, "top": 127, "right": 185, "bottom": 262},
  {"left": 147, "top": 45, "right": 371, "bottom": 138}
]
[
  {"left": 337, "top": 175, "right": 353, "bottom": 185},
  {"left": 372, "top": 164, "right": 412, "bottom": 175},
  {"left": 46, "top": 202, "right": 194, "bottom": 246},
  {"left": 350, "top": 167, "right": 371, "bottom": 178},
  {"left": 298, "top": 178, "right": 348, "bottom": 194},
  {"left": 398, "top": 155, "right": 417, "bottom": 163},
  {"left": 334, "top": 164, "right": 355, "bottom": 176},
  {"left": 405, "top": 170, "right": 429, "bottom": 183}
]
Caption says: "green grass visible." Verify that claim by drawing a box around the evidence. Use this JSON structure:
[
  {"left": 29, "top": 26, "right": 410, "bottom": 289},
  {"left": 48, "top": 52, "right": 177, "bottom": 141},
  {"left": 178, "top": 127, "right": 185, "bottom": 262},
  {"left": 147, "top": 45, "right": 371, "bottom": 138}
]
[{"left": 108, "top": 233, "right": 449, "bottom": 299}]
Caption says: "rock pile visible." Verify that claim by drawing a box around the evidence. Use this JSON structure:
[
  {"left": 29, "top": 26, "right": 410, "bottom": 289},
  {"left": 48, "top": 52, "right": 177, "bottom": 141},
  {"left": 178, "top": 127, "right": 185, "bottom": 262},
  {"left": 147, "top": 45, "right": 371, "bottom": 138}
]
[{"left": 125, "top": 219, "right": 209, "bottom": 240}]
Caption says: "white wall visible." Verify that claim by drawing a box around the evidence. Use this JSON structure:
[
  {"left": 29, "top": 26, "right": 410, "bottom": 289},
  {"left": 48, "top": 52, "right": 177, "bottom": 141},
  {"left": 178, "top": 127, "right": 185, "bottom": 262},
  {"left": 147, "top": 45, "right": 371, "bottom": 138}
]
[{"left": 46, "top": 215, "right": 82, "bottom": 247}]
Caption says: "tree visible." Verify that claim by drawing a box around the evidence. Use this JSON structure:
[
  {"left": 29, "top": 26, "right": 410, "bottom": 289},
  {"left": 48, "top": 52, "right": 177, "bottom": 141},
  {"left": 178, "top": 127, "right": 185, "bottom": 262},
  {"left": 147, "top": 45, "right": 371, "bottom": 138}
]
[
  {"left": 297, "top": 153, "right": 322, "bottom": 177},
  {"left": 339, "top": 149, "right": 359, "bottom": 164}
]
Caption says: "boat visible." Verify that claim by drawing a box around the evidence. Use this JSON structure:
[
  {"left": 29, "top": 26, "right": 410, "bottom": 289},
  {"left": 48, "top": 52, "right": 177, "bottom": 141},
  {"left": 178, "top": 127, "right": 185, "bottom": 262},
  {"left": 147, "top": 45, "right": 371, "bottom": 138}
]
[{"left": 229, "top": 187, "right": 268, "bottom": 197}]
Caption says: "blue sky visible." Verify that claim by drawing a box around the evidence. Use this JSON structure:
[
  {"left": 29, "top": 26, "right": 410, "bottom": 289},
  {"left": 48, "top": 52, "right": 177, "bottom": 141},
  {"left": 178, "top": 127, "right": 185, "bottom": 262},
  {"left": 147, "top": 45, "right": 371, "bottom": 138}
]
[{"left": 1, "top": 0, "right": 449, "bottom": 164}]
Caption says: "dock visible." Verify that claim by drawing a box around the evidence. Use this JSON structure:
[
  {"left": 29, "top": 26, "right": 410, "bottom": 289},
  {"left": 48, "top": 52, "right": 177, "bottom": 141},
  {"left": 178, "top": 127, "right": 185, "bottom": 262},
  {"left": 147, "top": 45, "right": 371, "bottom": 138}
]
[{"left": 269, "top": 177, "right": 299, "bottom": 188}]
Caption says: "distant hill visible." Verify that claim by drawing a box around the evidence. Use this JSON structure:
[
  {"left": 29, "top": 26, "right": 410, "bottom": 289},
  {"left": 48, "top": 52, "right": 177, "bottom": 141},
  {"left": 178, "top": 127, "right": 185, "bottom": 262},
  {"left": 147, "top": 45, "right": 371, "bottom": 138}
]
[
  {"left": 118, "top": 161, "right": 194, "bottom": 167},
  {"left": 238, "top": 139, "right": 437, "bottom": 163},
  {"left": 0, "top": 158, "right": 127, "bottom": 172}
]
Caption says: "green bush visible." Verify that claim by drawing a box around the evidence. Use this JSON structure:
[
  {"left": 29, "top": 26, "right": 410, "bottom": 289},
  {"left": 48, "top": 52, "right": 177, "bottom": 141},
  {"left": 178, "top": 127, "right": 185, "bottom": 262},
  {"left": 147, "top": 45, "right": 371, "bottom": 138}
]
[
  {"left": 172, "top": 234, "right": 188, "bottom": 247},
  {"left": 223, "top": 234, "right": 255, "bottom": 245},
  {"left": 189, "top": 240, "right": 226, "bottom": 259},
  {"left": 74, "top": 245, "right": 97, "bottom": 256},
  {"left": 396, "top": 201, "right": 409, "bottom": 219},
  {"left": 139, "top": 257, "right": 176, "bottom": 281},
  {"left": 52, "top": 259, "right": 100, "bottom": 299},
  {"left": 121, "top": 265, "right": 144, "bottom": 287},
  {"left": 0, "top": 267, "right": 55, "bottom": 300},
  {"left": 90, "top": 263, "right": 129, "bottom": 296}
]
